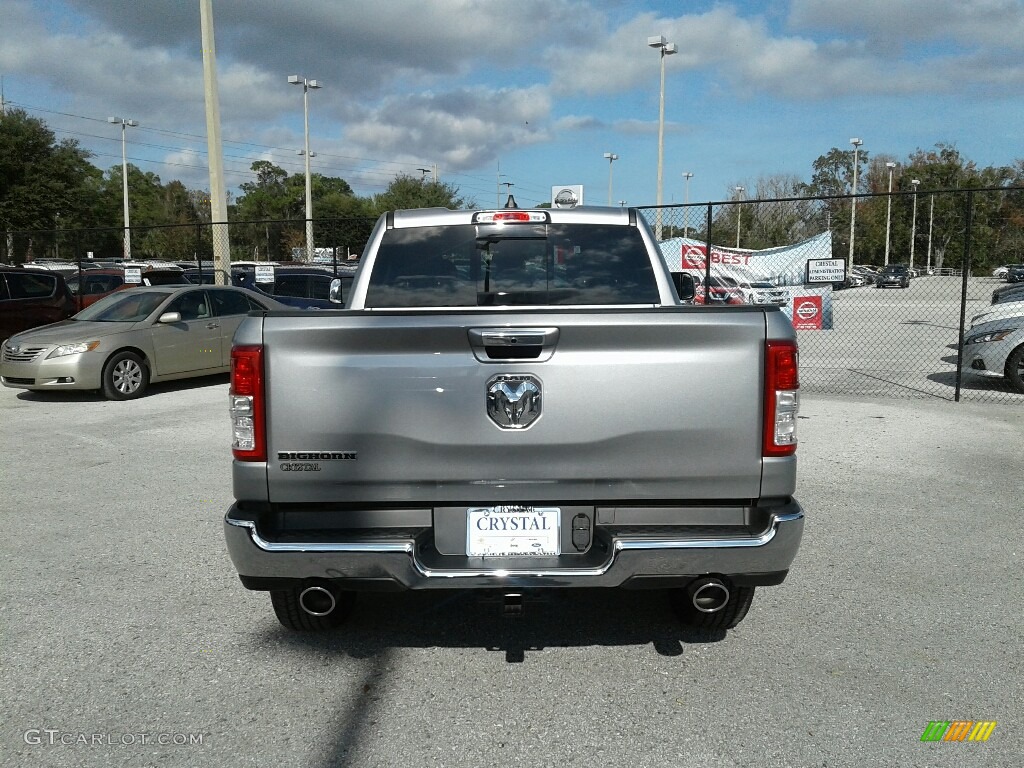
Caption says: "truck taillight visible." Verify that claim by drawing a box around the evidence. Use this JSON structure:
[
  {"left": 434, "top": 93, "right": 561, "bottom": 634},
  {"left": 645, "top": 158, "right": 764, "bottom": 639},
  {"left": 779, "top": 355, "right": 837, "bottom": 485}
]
[
  {"left": 230, "top": 345, "right": 265, "bottom": 461},
  {"left": 764, "top": 340, "right": 799, "bottom": 457}
]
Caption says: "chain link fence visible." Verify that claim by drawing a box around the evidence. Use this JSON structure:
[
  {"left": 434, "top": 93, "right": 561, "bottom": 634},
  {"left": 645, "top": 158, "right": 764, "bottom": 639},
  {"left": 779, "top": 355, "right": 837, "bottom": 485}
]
[
  {"left": 642, "top": 187, "right": 1024, "bottom": 405},
  {"left": 2, "top": 216, "right": 378, "bottom": 267},
  {"left": 5, "top": 192, "right": 1024, "bottom": 404}
]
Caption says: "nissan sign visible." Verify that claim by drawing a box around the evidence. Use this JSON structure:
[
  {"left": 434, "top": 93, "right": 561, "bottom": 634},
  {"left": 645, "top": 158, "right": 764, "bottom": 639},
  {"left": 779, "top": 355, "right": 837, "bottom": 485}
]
[{"left": 551, "top": 185, "right": 584, "bottom": 209}]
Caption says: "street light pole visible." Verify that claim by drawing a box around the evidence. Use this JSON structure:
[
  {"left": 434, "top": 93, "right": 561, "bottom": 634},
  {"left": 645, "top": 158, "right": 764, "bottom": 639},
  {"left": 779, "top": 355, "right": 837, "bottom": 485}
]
[
  {"left": 682, "top": 172, "right": 693, "bottom": 237},
  {"left": 848, "top": 137, "right": 863, "bottom": 270},
  {"left": 927, "top": 194, "right": 935, "bottom": 273},
  {"left": 108, "top": 117, "right": 138, "bottom": 261},
  {"left": 734, "top": 186, "right": 745, "bottom": 248},
  {"left": 648, "top": 35, "right": 677, "bottom": 241},
  {"left": 910, "top": 178, "right": 921, "bottom": 271},
  {"left": 603, "top": 152, "right": 619, "bottom": 206},
  {"left": 288, "top": 75, "right": 321, "bottom": 262},
  {"left": 884, "top": 161, "right": 897, "bottom": 266}
]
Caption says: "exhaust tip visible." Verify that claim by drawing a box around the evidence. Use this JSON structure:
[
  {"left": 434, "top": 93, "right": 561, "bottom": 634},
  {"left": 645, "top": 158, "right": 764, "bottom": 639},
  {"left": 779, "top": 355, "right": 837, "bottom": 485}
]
[
  {"left": 298, "top": 585, "right": 337, "bottom": 617},
  {"left": 688, "top": 578, "right": 730, "bottom": 614}
]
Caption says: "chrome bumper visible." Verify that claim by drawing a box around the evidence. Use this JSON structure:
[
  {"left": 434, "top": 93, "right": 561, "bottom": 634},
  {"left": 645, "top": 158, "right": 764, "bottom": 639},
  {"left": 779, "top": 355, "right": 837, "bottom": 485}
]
[{"left": 224, "top": 501, "right": 804, "bottom": 589}]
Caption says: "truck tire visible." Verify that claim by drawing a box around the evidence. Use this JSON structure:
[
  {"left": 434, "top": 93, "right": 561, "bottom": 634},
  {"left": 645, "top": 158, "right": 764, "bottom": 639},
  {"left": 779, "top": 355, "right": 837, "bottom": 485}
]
[
  {"left": 673, "top": 582, "right": 755, "bottom": 630},
  {"left": 1006, "top": 346, "right": 1024, "bottom": 393},
  {"left": 270, "top": 585, "right": 355, "bottom": 631},
  {"left": 101, "top": 351, "right": 149, "bottom": 400}
]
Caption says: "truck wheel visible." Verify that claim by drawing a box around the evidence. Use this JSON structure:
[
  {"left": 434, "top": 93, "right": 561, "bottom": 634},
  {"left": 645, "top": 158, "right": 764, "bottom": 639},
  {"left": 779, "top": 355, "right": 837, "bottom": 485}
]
[
  {"left": 1006, "top": 346, "right": 1024, "bottom": 393},
  {"left": 101, "top": 351, "right": 149, "bottom": 400},
  {"left": 270, "top": 585, "right": 355, "bottom": 631},
  {"left": 673, "top": 580, "right": 755, "bottom": 630}
]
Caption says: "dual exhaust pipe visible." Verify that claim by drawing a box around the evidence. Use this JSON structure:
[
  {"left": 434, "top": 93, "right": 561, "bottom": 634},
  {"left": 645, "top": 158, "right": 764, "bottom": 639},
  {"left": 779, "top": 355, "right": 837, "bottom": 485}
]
[{"left": 298, "top": 578, "right": 731, "bottom": 616}]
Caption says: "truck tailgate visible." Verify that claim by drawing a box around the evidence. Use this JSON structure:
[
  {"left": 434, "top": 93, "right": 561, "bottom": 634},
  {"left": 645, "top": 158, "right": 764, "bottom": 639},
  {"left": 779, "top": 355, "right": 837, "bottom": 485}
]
[{"left": 260, "top": 308, "right": 768, "bottom": 504}]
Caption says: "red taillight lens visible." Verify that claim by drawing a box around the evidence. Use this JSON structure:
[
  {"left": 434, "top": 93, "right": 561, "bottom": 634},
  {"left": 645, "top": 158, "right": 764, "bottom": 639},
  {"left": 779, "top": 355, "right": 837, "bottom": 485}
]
[
  {"left": 770, "top": 342, "right": 799, "bottom": 390},
  {"left": 230, "top": 345, "right": 265, "bottom": 461},
  {"left": 764, "top": 340, "right": 799, "bottom": 457}
]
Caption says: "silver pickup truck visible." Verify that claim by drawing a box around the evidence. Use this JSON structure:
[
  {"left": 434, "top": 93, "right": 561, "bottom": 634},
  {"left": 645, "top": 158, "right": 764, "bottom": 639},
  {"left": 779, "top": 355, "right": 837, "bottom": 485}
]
[{"left": 223, "top": 205, "right": 804, "bottom": 632}]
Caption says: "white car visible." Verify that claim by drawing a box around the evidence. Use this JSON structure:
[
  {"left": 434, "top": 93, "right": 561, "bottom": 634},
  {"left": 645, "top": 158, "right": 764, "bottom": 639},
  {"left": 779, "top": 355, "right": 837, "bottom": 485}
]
[
  {"left": 962, "top": 311, "right": 1024, "bottom": 392},
  {"left": 971, "top": 300, "right": 1024, "bottom": 328},
  {"left": 735, "top": 279, "right": 789, "bottom": 306}
]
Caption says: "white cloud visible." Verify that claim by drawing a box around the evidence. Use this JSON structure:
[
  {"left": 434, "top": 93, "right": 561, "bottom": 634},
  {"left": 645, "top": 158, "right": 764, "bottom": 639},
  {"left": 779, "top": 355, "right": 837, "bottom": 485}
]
[
  {"left": 788, "top": 0, "right": 1024, "bottom": 48},
  {"left": 546, "top": 3, "right": 1024, "bottom": 100},
  {"left": 343, "top": 86, "right": 552, "bottom": 172}
]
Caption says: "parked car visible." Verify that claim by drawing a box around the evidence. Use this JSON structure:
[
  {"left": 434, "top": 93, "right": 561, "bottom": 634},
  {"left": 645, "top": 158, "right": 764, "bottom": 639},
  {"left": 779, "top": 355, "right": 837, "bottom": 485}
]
[
  {"left": 971, "top": 299, "right": 1024, "bottom": 328},
  {"left": 687, "top": 274, "right": 745, "bottom": 305},
  {"left": 851, "top": 265, "right": 879, "bottom": 285},
  {"left": 875, "top": 264, "right": 910, "bottom": 289},
  {"left": 1, "top": 285, "right": 281, "bottom": 400},
  {"left": 735, "top": 279, "right": 789, "bottom": 305},
  {"left": 235, "top": 266, "right": 357, "bottom": 309},
  {"left": 65, "top": 269, "right": 129, "bottom": 310},
  {"left": 141, "top": 269, "right": 191, "bottom": 286},
  {"left": 992, "top": 265, "right": 1011, "bottom": 279},
  {"left": 962, "top": 311, "right": 1024, "bottom": 392},
  {"left": 0, "top": 267, "right": 76, "bottom": 342},
  {"left": 1004, "top": 264, "right": 1024, "bottom": 283},
  {"left": 991, "top": 283, "right": 1024, "bottom": 305},
  {"left": 183, "top": 268, "right": 231, "bottom": 285}
]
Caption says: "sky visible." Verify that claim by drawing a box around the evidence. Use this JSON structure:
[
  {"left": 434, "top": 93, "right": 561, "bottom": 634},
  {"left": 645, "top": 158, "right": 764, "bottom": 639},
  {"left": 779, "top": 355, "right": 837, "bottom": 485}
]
[{"left": 2, "top": 0, "right": 1023, "bottom": 209}]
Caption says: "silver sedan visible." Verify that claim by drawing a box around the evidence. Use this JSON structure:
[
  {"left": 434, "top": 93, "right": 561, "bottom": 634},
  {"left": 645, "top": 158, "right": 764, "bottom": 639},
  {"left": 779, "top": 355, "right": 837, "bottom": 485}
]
[{"left": 0, "top": 285, "right": 281, "bottom": 400}]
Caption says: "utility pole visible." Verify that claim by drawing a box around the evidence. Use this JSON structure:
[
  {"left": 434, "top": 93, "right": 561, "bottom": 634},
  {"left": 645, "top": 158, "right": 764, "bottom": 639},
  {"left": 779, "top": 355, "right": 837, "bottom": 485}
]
[{"left": 200, "top": 0, "right": 231, "bottom": 283}]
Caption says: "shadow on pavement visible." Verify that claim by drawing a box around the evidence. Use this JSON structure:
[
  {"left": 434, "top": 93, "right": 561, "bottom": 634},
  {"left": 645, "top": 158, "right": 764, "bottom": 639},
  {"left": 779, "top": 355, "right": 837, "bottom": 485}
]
[{"left": 253, "top": 588, "right": 727, "bottom": 664}]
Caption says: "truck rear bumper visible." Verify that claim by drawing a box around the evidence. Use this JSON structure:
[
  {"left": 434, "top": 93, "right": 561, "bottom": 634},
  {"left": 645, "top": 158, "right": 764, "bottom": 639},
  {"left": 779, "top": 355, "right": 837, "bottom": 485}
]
[{"left": 224, "top": 500, "right": 804, "bottom": 590}]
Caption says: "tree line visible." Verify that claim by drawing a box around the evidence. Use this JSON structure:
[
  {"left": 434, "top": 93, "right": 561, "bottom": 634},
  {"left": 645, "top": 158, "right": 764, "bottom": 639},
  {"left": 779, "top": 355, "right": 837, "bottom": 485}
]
[
  {"left": 0, "top": 109, "right": 466, "bottom": 263},
  {"left": 684, "top": 144, "right": 1024, "bottom": 271}
]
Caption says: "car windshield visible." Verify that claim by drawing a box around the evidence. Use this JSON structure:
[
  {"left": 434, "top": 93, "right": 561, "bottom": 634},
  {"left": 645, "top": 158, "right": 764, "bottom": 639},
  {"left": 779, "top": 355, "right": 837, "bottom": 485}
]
[
  {"left": 73, "top": 290, "right": 171, "bottom": 322},
  {"left": 883, "top": 266, "right": 906, "bottom": 274}
]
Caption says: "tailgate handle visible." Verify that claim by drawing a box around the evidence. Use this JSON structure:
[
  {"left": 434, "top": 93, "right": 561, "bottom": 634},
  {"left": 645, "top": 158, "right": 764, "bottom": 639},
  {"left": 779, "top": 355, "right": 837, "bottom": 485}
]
[{"left": 468, "top": 327, "right": 559, "bottom": 361}]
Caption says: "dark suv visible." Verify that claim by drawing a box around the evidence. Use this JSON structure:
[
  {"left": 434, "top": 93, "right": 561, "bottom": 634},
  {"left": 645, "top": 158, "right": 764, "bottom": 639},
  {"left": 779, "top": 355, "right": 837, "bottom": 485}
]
[
  {"left": 0, "top": 267, "right": 76, "bottom": 342},
  {"left": 1005, "top": 264, "right": 1024, "bottom": 283},
  {"left": 876, "top": 264, "right": 910, "bottom": 289},
  {"left": 235, "top": 266, "right": 356, "bottom": 309}
]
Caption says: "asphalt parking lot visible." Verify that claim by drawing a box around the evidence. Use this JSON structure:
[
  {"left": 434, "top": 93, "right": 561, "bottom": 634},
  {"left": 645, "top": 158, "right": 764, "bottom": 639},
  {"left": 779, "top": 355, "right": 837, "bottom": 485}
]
[{"left": 1, "top": 373, "right": 1021, "bottom": 767}]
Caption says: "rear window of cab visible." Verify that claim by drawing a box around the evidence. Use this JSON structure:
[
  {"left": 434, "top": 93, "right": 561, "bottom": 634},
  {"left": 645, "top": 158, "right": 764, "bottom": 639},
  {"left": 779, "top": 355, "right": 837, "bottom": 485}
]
[{"left": 365, "top": 223, "right": 659, "bottom": 308}]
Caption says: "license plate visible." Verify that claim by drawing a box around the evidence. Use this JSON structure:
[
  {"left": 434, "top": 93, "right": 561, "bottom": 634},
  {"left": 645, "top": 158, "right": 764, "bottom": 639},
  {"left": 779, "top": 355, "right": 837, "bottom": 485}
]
[{"left": 466, "top": 506, "right": 561, "bottom": 557}]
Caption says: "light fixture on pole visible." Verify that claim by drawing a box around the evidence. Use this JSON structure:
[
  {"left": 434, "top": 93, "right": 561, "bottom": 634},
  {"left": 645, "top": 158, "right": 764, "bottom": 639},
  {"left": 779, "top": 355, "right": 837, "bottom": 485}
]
[
  {"left": 648, "top": 35, "right": 677, "bottom": 241},
  {"left": 603, "top": 152, "right": 619, "bottom": 206},
  {"left": 288, "top": 75, "right": 321, "bottom": 262},
  {"left": 848, "top": 137, "right": 863, "bottom": 270},
  {"left": 910, "top": 178, "right": 921, "bottom": 272},
  {"left": 682, "top": 172, "right": 693, "bottom": 237},
  {"left": 734, "top": 186, "right": 745, "bottom": 248},
  {"left": 884, "top": 162, "right": 897, "bottom": 266},
  {"left": 416, "top": 167, "right": 431, "bottom": 180},
  {"left": 108, "top": 116, "right": 138, "bottom": 261}
]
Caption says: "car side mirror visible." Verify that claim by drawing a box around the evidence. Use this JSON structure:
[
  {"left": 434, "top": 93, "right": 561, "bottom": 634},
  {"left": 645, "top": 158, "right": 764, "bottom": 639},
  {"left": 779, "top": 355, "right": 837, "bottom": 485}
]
[
  {"left": 672, "top": 272, "right": 696, "bottom": 302},
  {"left": 158, "top": 311, "right": 182, "bottom": 324},
  {"left": 329, "top": 278, "right": 344, "bottom": 305}
]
